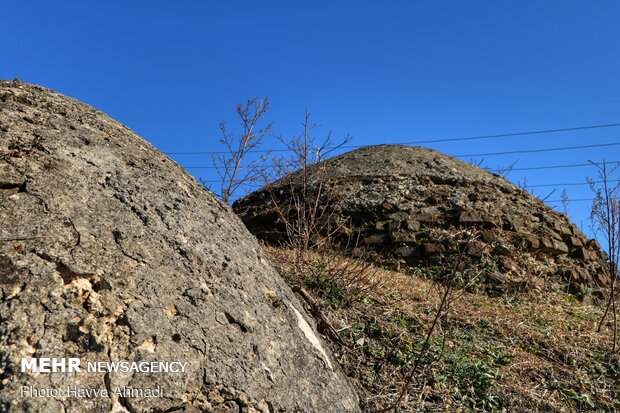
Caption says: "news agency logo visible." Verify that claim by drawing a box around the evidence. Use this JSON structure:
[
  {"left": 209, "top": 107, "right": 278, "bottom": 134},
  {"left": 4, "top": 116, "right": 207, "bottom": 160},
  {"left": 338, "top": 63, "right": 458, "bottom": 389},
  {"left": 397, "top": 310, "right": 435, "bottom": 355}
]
[
  {"left": 20, "top": 358, "right": 188, "bottom": 373},
  {"left": 21, "top": 358, "right": 81, "bottom": 373}
]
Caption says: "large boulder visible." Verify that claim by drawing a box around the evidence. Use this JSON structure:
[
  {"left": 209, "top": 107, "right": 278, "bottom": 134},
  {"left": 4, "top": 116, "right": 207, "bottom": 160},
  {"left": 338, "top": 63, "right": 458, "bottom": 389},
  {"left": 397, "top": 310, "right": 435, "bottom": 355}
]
[
  {"left": 0, "top": 80, "right": 360, "bottom": 412},
  {"left": 234, "top": 145, "right": 609, "bottom": 296}
]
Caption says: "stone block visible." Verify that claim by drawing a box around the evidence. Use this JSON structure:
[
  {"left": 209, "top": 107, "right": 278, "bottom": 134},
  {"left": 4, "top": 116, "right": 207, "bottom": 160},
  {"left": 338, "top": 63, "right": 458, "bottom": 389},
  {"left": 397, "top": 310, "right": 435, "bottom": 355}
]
[
  {"left": 422, "top": 242, "right": 446, "bottom": 255},
  {"left": 524, "top": 235, "right": 539, "bottom": 250},
  {"left": 459, "top": 211, "right": 484, "bottom": 225},
  {"left": 480, "top": 230, "right": 497, "bottom": 243},
  {"left": 394, "top": 246, "right": 416, "bottom": 258},
  {"left": 571, "top": 247, "right": 592, "bottom": 261},
  {"left": 405, "top": 218, "right": 420, "bottom": 231},
  {"left": 391, "top": 231, "right": 417, "bottom": 244},
  {"left": 364, "top": 233, "right": 388, "bottom": 245},
  {"left": 562, "top": 235, "right": 584, "bottom": 248},
  {"left": 492, "top": 244, "right": 511, "bottom": 256},
  {"left": 540, "top": 238, "right": 569, "bottom": 255}
]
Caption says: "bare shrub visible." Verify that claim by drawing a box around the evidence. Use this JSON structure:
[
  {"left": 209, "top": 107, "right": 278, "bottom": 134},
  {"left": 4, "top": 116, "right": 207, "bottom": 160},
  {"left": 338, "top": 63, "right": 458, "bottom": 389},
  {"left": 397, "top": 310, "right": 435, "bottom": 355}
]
[
  {"left": 209, "top": 97, "right": 272, "bottom": 204},
  {"left": 211, "top": 103, "right": 379, "bottom": 305},
  {"left": 260, "top": 111, "right": 359, "bottom": 284},
  {"left": 375, "top": 231, "right": 488, "bottom": 412},
  {"left": 588, "top": 160, "right": 620, "bottom": 353}
]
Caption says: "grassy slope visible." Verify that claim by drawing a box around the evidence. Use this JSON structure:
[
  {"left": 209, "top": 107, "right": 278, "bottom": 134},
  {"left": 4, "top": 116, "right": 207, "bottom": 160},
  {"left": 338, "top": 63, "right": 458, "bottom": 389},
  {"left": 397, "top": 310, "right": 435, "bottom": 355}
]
[{"left": 266, "top": 246, "right": 619, "bottom": 412}]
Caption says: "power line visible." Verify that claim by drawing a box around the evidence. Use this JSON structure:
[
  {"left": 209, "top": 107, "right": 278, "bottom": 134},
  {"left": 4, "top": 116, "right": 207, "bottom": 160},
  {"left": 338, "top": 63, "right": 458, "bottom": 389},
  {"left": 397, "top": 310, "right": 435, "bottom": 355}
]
[
  {"left": 165, "top": 122, "right": 620, "bottom": 155},
  {"left": 504, "top": 160, "right": 620, "bottom": 172},
  {"left": 182, "top": 141, "right": 620, "bottom": 170},
  {"left": 185, "top": 159, "right": 620, "bottom": 172},
  {"left": 525, "top": 179, "right": 620, "bottom": 188},
  {"left": 380, "top": 123, "right": 620, "bottom": 146},
  {"left": 454, "top": 142, "right": 620, "bottom": 158},
  {"left": 547, "top": 198, "right": 594, "bottom": 203}
]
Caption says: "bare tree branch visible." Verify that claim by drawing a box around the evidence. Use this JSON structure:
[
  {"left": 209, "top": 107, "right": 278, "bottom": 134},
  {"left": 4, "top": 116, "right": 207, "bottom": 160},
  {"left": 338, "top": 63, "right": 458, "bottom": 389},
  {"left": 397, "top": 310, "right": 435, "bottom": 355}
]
[
  {"left": 588, "top": 160, "right": 620, "bottom": 352},
  {"left": 210, "top": 97, "right": 272, "bottom": 204}
]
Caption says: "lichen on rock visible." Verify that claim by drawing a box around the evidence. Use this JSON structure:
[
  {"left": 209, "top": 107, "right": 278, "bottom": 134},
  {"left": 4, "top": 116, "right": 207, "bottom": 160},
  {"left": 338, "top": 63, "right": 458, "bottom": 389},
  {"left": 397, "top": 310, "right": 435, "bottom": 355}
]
[{"left": 0, "top": 80, "right": 360, "bottom": 412}]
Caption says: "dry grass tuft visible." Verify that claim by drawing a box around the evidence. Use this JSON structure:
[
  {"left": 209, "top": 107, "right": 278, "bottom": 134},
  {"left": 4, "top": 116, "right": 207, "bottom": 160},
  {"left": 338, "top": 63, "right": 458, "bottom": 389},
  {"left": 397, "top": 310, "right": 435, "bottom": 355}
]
[{"left": 266, "top": 245, "right": 620, "bottom": 412}]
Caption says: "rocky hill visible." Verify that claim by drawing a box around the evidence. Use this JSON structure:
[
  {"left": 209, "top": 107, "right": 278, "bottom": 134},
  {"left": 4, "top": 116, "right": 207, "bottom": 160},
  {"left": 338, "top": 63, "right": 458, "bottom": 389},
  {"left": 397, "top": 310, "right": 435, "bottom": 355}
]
[
  {"left": 0, "top": 80, "right": 360, "bottom": 412},
  {"left": 234, "top": 145, "right": 619, "bottom": 411},
  {"left": 235, "top": 145, "right": 609, "bottom": 299}
]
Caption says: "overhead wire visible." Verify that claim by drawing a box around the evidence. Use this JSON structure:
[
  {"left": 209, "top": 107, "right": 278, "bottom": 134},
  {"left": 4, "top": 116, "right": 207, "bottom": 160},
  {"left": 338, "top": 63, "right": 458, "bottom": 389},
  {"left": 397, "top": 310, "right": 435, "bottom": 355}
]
[
  {"left": 180, "top": 143, "right": 620, "bottom": 169},
  {"left": 181, "top": 123, "right": 620, "bottom": 206},
  {"left": 186, "top": 159, "right": 620, "bottom": 173},
  {"left": 164, "top": 122, "right": 620, "bottom": 155}
]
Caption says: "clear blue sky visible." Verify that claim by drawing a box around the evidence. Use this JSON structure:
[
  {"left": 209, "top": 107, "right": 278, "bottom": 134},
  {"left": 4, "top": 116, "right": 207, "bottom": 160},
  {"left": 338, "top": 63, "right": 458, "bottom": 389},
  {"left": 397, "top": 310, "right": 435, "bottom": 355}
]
[{"left": 2, "top": 1, "right": 619, "bottom": 239}]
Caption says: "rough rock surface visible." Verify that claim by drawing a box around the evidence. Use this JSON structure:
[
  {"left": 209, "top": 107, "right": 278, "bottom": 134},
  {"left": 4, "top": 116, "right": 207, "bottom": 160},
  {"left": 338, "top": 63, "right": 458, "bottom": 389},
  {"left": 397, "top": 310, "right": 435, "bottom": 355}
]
[
  {"left": 234, "top": 145, "right": 609, "bottom": 297},
  {"left": 0, "top": 80, "right": 360, "bottom": 412}
]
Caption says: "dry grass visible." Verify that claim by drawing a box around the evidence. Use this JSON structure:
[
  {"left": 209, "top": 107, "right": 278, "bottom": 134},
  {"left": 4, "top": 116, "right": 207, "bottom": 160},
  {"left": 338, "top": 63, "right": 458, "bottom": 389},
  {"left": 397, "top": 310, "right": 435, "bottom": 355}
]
[
  {"left": 265, "top": 245, "right": 620, "bottom": 412},
  {"left": 266, "top": 245, "right": 388, "bottom": 307}
]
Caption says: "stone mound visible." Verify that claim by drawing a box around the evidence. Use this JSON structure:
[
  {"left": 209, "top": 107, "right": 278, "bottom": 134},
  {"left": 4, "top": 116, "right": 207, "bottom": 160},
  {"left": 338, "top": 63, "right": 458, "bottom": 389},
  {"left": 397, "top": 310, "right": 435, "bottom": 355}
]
[
  {"left": 0, "top": 80, "right": 359, "bottom": 412},
  {"left": 234, "top": 145, "right": 609, "bottom": 297}
]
